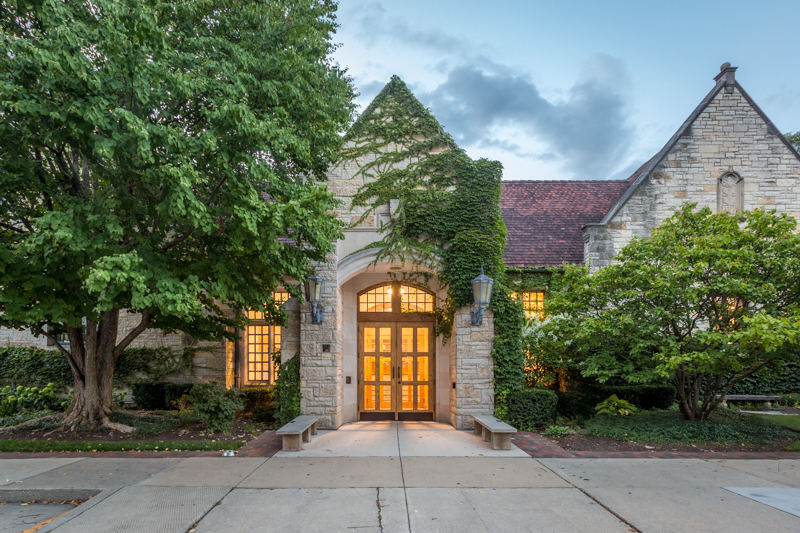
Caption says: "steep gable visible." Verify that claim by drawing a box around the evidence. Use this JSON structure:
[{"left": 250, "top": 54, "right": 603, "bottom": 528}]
[{"left": 583, "top": 64, "right": 800, "bottom": 270}]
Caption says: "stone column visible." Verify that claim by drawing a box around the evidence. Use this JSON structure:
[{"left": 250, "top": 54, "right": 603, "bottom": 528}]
[
  {"left": 299, "top": 256, "right": 344, "bottom": 429},
  {"left": 450, "top": 306, "right": 495, "bottom": 430}
]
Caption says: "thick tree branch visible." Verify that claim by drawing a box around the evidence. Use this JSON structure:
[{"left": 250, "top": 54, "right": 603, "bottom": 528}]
[
  {"left": 113, "top": 310, "right": 153, "bottom": 360},
  {"left": 42, "top": 330, "right": 83, "bottom": 381}
]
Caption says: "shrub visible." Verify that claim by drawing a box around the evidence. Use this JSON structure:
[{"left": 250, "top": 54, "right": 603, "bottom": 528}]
[
  {"left": 543, "top": 425, "right": 570, "bottom": 437},
  {"left": 555, "top": 391, "right": 602, "bottom": 420},
  {"left": 0, "top": 383, "right": 64, "bottom": 416},
  {"left": 164, "top": 383, "right": 194, "bottom": 409},
  {"left": 505, "top": 388, "right": 557, "bottom": 431},
  {"left": 251, "top": 404, "right": 277, "bottom": 424},
  {"left": 596, "top": 394, "right": 637, "bottom": 416},
  {"left": 781, "top": 393, "right": 800, "bottom": 408},
  {"left": 599, "top": 384, "right": 676, "bottom": 410},
  {"left": 241, "top": 388, "right": 275, "bottom": 413},
  {"left": 189, "top": 381, "right": 243, "bottom": 433},
  {"left": 132, "top": 383, "right": 167, "bottom": 410}
]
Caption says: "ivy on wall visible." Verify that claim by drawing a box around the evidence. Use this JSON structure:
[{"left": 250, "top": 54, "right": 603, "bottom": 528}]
[
  {"left": 341, "top": 76, "right": 526, "bottom": 403},
  {"left": 0, "top": 345, "right": 196, "bottom": 390}
]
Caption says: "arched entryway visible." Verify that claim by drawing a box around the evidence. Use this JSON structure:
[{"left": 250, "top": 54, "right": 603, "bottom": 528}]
[{"left": 357, "top": 281, "right": 436, "bottom": 421}]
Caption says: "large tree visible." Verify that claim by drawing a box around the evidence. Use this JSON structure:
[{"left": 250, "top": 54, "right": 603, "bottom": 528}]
[
  {"left": 0, "top": 0, "right": 353, "bottom": 430},
  {"left": 532, "top": 205, "right": 800, "bottom": 421}
]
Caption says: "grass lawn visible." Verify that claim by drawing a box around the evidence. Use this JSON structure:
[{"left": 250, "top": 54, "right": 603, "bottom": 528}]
[
  {"left": 584, "top": 409, "right": 792, "bottom": 446},
  {"left": 750, "top": 413, "right": 800, "bottom": 432},
  {"left": 0, "top": 439, "right": 245, "bottom": 453}
]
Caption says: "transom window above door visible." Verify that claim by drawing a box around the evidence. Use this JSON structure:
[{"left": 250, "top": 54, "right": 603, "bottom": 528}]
[{"left": 358, "top": 282, "right": 435, "bottom": 314}]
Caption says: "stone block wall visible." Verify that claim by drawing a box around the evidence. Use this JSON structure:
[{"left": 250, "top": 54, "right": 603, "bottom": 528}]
[
  {"left": 299, "top": 256, "right": 344, "bottom": 429},
  {"left": 585, "top": 84, "right": 800, "bottom": 270},
  {"left": 450, "top": 306, "right": 495, "bottom": 430}
]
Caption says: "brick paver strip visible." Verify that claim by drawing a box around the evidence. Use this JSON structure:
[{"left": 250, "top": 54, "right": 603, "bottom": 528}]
[
  {"left": 513, "top": 432, "right": 800, "bottom": 459},
  {"left": 0, "top": 431, "right": 283, "bottom": 459}
]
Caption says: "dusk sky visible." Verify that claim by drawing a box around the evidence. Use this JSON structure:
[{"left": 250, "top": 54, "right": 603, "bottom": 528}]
[{"left": 332, "top": 1, "right": 799, "bottom": 181}]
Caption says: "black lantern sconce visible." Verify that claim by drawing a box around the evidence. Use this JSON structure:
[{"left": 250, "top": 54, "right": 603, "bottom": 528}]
[
  {"left": 471, "top": 266, "right": 494, "bottom": 326},
  {"left": 304, "top": 274, "right": 324, "bottom": 324}
]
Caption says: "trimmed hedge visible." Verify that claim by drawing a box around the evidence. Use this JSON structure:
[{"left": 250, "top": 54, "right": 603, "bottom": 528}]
[
  {"left": 728, "top": 360, "right": 800, "bottom": 395},
  {"left": 556, "top": 391, "right": 603, "bottom": 420},
  {"left": 132, "top": 383, "right": 167, "bottom": 410},
  {"left": 241, "top": 388, "right": 275, "bottom": 412},
  {"left": 164, "top": 383, "right": 194, "bottom": 409},
  {"left": 506, "top": 388, "right": 557, "bottom": 431}
]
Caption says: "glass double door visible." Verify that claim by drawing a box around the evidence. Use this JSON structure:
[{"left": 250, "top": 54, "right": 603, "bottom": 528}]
[{"left": 358, "top": 322, "right": 435, "bottom": 421}]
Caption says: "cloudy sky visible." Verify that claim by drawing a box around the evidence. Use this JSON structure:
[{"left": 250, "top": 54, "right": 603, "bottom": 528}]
[{"left": 332, "top": 0, "right": 800, "bottom": 181}]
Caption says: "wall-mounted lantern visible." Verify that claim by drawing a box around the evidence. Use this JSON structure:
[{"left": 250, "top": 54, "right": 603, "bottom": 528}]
[
  {"left": 471, "top": 266, "right": 494, "bottom": 326},
  {"left": 304, "top": 274, "right": 324, "bottom": 324}
]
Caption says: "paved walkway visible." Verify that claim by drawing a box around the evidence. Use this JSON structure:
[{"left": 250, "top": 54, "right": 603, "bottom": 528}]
[{"left": 0, "top": 422, "right": 798, "bottom": 532}]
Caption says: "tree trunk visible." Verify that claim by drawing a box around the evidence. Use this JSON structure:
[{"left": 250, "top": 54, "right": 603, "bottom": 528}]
[{"left": 54, "top": 309, "right": 153, "bottom": 432}]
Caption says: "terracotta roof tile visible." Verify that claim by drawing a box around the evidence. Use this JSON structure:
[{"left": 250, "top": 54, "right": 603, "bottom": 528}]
[{"left": 500, "top": 179, "right": 632, "bottom": 268}]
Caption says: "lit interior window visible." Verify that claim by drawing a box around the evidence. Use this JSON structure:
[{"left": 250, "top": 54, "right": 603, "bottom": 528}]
[
  {"left": 512, "top": 291, "right": 545, "bottom": 320},
  {"left": 359, "top": 285, "right": 393, "bottom": 312}
]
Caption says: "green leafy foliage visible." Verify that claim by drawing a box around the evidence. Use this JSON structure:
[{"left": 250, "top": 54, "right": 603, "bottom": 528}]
[
  {"left": 542, "top": 425, "right": 570, "bottom": 437},
  {"left": 601, "top": 384, "right": 676, "bottom": 410},
  {"left": 109, "top": 410, "right": 202, "bottom": 437},
  {"left": 0, "top": 409, "right": 58, "bottom": 429},
  {"left": 596, "top": 394, "right": 637, "bottom": 416},
  {"left": 115, "top": 348, "right": 196, "bottom": 385},
  {"left": 188, "top": 381, "right": 243, "bottom": 433},
  {"left": 505, "top": 388, "right": 558, "bottom": 430},
  {"left": 163, "top": 383, "right": 194, "bottom": 409},
  {"left": 782, "top": 393, "right": 800, "bottom": 408},
  {"left": 240, "top": 388, "right": 275, "bottom": 412},
  {"left": 728, "top": 360, "right": 800, "bottom": 395},
  {"left": 0, "top": 383, "right": 64, "bottom": 416},
  {"left": 132, "top": 383, "right": 167, "bottom": 411},
  {"left": 0, "top": 347, "right": 71, "bottom": 389},
  {"left": 273, "top": 354, "right": 301, "bottom": 427},
  {"left": 341, "top": 76, "right": 525, "bottom": 404},
  {"left": 533, "top": 205, "right": 800, "bottom": 421},
  {"left": 585, "top": 409, "right": 790, "bottom": 445},
  {"left": 786, "top": 132, "right": 800, "bottom": 152},
  {"left": 555, "top": 391, "right": 603, "bottom": 420},
  {"left": 0, "top": 0, "right": 353, "bottom": 422}
]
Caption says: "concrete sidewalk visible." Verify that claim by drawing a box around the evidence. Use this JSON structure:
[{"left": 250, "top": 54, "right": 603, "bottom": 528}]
[{"left": 1, "top": 424, "right": 798, "bottom": 532}]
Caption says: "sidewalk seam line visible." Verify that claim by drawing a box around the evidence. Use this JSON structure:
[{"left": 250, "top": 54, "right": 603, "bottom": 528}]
[{"left": 396, "top": 423, "right": 412, "bottom": 533}]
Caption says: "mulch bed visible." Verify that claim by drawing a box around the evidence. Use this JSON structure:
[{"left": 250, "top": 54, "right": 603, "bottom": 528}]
[
  {"left": 4, "top": 418, "right": 270, "bottom": 444},
  {"left": 545, "top": 433, "right": 798, "bottom": 453}
]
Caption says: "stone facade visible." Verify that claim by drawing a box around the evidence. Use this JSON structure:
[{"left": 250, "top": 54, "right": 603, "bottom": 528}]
[
  {"left": 450, "top": 307, "right": 495, "bottom": 430},
  {"left": 585, "top": 67, "right": 800, "bottom": 269}
]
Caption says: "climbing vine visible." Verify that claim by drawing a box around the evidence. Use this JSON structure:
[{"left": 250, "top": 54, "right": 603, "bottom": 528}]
[{"left": 341, "top": 76, "right": 526, "bottom": 403}]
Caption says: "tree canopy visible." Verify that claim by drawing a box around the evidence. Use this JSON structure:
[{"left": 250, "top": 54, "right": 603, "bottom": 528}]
[
  {"left": 530, "top": 205, "right": 800, "bottom": 421},
  {"left": 0, "top": 0, "right": 354, "bottom": 428}
]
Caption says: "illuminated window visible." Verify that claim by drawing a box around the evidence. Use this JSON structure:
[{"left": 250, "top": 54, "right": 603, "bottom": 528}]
[
  {"left": 359, "top": 285, "right": 393, "bottom": 312},
  {"left": 400, "top": 285, "right": 434, "bottom": 313},
  {"left": 244, "top": 291, "right": 288, "bottom": 385},
  {"left": 513, "top": 291, "right": 545, "bottom": 320},
  {"left": 359, "top": 283, "right": 435, "bottom": 313}
]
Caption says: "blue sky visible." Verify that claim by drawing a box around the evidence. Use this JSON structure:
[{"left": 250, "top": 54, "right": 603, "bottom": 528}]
[{"left": 332, "top": 0, "right": 799, "bottom": 181}]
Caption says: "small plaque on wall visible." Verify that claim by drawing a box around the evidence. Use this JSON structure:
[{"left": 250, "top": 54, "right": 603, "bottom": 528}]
[{"left": 322, "top": 344, "right": 331, "bottom": 352}]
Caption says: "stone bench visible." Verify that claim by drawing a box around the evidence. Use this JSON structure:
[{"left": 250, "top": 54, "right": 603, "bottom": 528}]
[
  {"left": 718, "top": 395, "right": 783, "bottom": 408},
  {"left": 472, "top": 415, "right": 517, "bottom": 450},
  {"left": 276, "top": 415, "right": 319, "bottom": 451}
]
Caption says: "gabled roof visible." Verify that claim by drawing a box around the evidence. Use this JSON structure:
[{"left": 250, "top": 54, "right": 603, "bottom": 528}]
[
  {"left": 345, "top": 75, "right": 451, "bottom": 144},
  {"left": 500, "top": 179, "right": 631, "bottom": 268},
  {"left": 593, "top": 67, "right": 800, "bottom": 227}
]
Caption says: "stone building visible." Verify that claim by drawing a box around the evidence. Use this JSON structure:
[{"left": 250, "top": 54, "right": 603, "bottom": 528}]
[{"left": 3, "top": 64, "right": 799, "bottom": 430}]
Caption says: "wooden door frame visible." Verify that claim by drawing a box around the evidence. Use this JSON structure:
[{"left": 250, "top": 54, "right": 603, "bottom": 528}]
[{"left": 357, "top": 321, "right": 436, "bottom": 421}]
